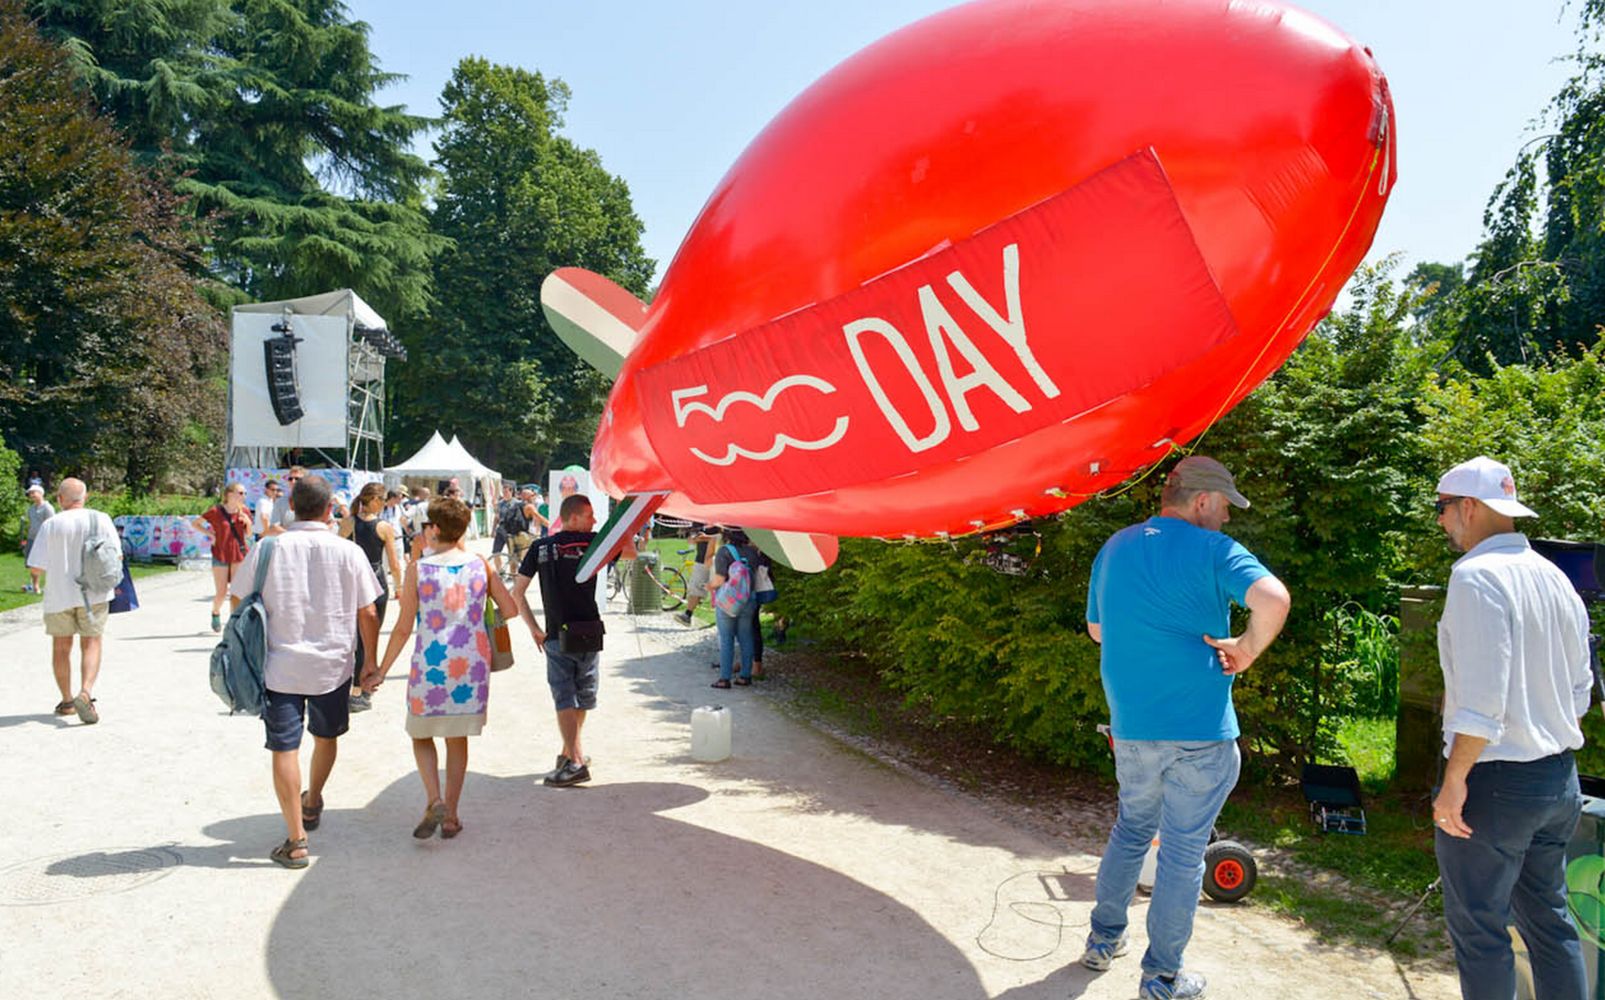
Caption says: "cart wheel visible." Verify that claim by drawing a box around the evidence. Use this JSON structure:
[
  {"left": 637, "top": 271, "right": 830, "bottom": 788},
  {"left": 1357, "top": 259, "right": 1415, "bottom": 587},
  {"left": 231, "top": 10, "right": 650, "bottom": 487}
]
[{"left": 1203, "top": 841, "right": 1256, "bottom": 903}]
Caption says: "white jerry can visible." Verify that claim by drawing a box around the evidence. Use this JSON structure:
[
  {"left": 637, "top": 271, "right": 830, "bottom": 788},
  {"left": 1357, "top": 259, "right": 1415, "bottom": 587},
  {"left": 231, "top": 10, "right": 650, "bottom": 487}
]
[{"left": 691, "top": 705, "right": 732, "bottom": 762}]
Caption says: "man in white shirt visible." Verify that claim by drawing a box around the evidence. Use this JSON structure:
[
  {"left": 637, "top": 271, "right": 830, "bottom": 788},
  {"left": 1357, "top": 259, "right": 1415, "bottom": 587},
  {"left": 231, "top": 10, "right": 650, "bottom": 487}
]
[
  {"left": 1432, "top": 456, "right": 1593, "bottom": 1000},
  {"left": 254, "top": 480, "right": 281, "bottom": 538},
  {"left": 26, "top": 478, "right": 117, "bottom": 725},
  {"left": 231, "top": 475, "right": 381, "bottom": 869}
]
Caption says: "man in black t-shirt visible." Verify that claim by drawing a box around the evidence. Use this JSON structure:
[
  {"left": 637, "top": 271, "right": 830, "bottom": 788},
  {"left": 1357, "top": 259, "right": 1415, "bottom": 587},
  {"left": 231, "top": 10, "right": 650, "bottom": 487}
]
[{"left": 512, "top": 493, "right": 630, "bottom": 787}]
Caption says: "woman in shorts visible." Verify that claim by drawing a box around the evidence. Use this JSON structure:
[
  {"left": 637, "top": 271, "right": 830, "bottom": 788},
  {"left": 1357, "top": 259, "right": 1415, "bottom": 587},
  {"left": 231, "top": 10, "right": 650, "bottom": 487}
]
[{"left": 193, "top": 483, "right": 252, "bottom": 632}]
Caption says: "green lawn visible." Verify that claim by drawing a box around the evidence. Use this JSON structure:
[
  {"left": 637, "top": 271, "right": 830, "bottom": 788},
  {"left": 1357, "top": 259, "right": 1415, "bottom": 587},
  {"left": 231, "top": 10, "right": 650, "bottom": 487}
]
[{"left": 0, "top": 550, "right": 176, "bottom": 613}]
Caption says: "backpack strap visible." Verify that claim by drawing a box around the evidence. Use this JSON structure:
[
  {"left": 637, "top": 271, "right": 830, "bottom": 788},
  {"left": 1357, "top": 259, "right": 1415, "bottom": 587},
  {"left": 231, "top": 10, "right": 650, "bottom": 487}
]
[
  {"left": 246, "top": 537, "right": 277, "bottom": 601},
  {"left": 723, "top": 543, "right": 746, "bottom": 565}
]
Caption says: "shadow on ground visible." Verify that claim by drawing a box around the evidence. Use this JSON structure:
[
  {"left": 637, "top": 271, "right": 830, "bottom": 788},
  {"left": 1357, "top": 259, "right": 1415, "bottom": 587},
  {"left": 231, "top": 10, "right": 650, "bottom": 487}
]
[{"left": 186, "top": 775, "right": 987, "bottom": 999}]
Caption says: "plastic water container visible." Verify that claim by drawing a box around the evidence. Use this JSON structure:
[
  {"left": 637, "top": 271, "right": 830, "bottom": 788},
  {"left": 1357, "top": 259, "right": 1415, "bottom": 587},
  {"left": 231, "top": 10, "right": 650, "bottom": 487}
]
[{"left": 691, "top": 705, "right": 732, "bottom": 762}]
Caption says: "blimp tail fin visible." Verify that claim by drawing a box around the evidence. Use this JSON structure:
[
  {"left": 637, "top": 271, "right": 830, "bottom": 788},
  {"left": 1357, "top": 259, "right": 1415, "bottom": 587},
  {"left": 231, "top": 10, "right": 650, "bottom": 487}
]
[
  {"left": 746, "top": 528, "right": 838, "bottom": 574},
  {"left": 575, "top": 490, "right": 673, "bottom": 584},
  {"left": 540, "top": 267, "right": 649, "bottom": 379}
]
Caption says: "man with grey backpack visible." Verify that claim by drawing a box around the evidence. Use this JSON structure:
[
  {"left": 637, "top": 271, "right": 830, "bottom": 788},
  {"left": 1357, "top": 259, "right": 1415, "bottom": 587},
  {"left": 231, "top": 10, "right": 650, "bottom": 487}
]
[{"left": 26, "top": 478, "right": 120, "bottom": 724}]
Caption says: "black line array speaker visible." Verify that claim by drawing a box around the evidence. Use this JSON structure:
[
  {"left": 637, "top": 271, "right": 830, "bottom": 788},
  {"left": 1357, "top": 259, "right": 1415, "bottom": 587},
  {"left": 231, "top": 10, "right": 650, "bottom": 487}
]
[{"left": 264, "top": 328, "right": 304, "bottom": 426}]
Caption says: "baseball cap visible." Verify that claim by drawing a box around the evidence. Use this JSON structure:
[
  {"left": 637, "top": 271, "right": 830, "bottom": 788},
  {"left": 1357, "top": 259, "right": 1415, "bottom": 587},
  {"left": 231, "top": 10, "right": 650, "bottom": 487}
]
[
  {"left": 25, "top": 483, "right": 43, "bottom": 496},
  {"left": 1435, "top": 456, "right": 1537, "bottom": 518},
  {"left": 1168, "top": 455, "right": 1250, "bottom": 508}
]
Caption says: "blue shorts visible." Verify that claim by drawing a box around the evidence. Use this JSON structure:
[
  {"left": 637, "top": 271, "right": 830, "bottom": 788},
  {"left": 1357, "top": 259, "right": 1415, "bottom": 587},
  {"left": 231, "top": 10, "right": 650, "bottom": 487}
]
[
  {"left": 263, "top": 684, "right": 350, "bottom": 751},
  {"left": 545, "top": 647, "right": 599, "bottom": 711}
]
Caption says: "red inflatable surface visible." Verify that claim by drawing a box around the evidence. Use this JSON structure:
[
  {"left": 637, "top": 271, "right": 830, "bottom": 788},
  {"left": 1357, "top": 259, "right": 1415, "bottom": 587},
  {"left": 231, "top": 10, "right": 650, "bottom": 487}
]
[{"left": 587, "top": 0, "right": 1395, "bottom": 539}]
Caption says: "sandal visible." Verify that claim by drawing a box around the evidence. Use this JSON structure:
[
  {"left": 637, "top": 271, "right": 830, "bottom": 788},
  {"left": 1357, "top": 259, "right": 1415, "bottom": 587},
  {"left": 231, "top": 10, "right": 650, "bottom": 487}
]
[
  {"left": 413, "top": 800, "right": 447, "bottom": 839},
  {"left": 270, "top": 837, "right": 310, "bottom": 869},
  {"left": 441, "top": 817, "right": 463, "bottom": 840},
  {"left": 710, "top": 679, "right": 731, "bottom": 689},
  {"left": 72, "top": 694, "right": 98, "bottom": 725},
  {"left": 53, "top": 700, "right": 76, "bottom": 716},
  {"left": 733, "top": 677, "right": 752, "bottom": 687},
  {"left": 300, "top": 791, "right": 322, "bottom": 831}
]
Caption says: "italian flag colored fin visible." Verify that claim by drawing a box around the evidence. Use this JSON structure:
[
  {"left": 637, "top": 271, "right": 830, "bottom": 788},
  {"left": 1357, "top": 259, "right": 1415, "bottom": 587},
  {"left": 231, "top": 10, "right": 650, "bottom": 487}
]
[
  {"left": 540, "top": 267, "right": 648, "bottom": 379},
  {"left": 746, "top": 528, "right": 838, "bottom": 573},
  {"left": 576, "top": 491, "right": 672, "bottom": 583}
]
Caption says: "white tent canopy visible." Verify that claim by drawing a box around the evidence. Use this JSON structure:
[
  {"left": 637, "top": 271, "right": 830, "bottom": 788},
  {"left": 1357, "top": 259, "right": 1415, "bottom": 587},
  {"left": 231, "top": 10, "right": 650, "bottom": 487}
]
[
  {"left": 385, "top": 431, "right": 501, "bottom": 504},
  {"left": 447, "top": 435, "right": 499, "bottom": 480},
  {"left": 385, "top": 431, "right": 468, "bottom": 478}
]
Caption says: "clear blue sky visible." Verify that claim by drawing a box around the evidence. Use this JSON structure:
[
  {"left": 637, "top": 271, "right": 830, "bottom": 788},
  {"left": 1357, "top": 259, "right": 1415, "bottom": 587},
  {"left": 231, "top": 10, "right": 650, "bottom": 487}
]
[{"left": 348, "top": 0, "right": 1582, "bottom": 285}]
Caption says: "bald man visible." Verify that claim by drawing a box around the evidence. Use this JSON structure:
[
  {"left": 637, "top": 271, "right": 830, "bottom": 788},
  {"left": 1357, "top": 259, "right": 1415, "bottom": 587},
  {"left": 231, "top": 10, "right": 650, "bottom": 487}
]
[{"left": 26, "top": 478, "right": 119, "bottom": 724}]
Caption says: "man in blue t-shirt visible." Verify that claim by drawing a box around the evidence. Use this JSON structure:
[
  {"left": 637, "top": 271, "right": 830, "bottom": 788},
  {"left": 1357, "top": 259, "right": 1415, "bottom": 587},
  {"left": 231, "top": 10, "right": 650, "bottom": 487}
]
[{"left": 1078, "top": 455, "right": 1290, "bottom": 1000}]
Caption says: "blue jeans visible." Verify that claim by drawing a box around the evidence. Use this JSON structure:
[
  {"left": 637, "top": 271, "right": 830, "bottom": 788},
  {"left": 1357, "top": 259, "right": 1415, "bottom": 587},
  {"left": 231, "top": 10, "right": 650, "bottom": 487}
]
[
  {"left": 1089, "top": 738, "right": 1240, "bottom": 977},
  {"left": 716, "top": 601, "right": 756, "bottom": 682},
  {"left": 1436, "top": 752, "right": 1586, "bottom": 1000}
]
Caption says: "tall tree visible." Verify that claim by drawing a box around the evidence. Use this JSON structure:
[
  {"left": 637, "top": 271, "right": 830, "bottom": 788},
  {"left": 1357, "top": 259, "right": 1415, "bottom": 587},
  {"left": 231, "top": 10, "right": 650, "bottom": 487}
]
[
  {"left": 0, "top": 0, "right": 225, "bottom": 489},
  {"left": 1443, "top": 2, "right": 1605, "bottom": 370},
  {"left": 30, "top": 0, "right": 444, "bottom": 321},
  {"left": 389, "top": 58, "right": 654, "bottom": 474}
]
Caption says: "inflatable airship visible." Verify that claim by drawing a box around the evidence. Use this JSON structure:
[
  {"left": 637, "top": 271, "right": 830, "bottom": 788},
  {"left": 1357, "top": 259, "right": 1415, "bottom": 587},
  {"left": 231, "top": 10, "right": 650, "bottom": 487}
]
[{"left": 542, "top": 0, "right": 1396, "bottom": 574}]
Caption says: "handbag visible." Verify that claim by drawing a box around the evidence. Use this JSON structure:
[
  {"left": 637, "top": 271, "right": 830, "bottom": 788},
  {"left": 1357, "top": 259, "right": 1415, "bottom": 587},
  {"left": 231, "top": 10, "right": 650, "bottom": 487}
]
[
  {"left": 108, "top": 559, "right": 139, "bottom": 613},
  {"left": 559, "top": 619, "right": 605, "bottom": 654},
  {"left": 754, "top": 562, "right": 778, "bottom": 606},
  {"left": 484, "top": 598, "right": 514, "bottom": 672}
]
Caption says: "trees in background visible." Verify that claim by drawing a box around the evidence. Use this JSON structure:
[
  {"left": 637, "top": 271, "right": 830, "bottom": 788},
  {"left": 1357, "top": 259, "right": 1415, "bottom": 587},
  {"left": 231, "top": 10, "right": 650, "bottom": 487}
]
[
  {"left": 389, "top": 58, "right": 653, "bottom": 475},
  {"left": 0, "top": 1, "right": 224, "bottom": 490},
  {"left": 30, "top": 0, "right": 443, "bottom": 322}
]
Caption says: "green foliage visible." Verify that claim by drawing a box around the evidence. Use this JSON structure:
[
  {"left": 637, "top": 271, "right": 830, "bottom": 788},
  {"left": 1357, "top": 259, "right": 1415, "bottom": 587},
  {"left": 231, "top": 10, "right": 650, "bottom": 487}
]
[
  {"left": 388, "top": 58, "right": 654, "bottom": 475},
  {"left": 31, "top": 0, "right": 445, "bottom": 322},
  {"left": 0, "top": 432, "right": 23, "bottom": 542},
  {"left": 89, "top": 490, "right": 210, "bottom": 518},
  {"left": 0, "top": 1, "right": 226, "bottom": 491}
]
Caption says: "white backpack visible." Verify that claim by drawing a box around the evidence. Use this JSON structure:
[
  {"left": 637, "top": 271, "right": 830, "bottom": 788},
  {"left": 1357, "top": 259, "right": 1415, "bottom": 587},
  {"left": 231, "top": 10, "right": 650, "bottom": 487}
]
[{"left": 76, "top": 514, "right": 124, "bottom": 611}]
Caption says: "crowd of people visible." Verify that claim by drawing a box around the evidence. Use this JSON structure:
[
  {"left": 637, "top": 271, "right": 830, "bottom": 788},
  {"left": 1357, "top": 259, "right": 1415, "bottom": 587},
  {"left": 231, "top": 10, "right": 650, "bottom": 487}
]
[{"left": 17, "top": 451, "right": 1591, "bottom": 999}]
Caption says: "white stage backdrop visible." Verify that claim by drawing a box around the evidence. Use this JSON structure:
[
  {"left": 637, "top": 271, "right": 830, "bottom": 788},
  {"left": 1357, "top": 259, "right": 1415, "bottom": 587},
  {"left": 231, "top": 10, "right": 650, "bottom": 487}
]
[{"left": 230, "top": 312, "right": 348, "bottom": 448}]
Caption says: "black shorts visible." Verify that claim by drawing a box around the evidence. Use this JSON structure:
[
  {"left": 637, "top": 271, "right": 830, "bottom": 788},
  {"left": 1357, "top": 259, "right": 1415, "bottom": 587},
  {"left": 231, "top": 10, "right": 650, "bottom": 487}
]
[{"left": 263, "top": 684, "right": 350, "bottom": 751}]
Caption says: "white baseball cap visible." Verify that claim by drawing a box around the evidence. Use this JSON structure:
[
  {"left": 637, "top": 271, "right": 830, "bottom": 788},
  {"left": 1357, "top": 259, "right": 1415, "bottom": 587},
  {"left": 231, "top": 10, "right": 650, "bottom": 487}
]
[{"left": 1435, "top": 456, "right": 1537, "bottom": 518}]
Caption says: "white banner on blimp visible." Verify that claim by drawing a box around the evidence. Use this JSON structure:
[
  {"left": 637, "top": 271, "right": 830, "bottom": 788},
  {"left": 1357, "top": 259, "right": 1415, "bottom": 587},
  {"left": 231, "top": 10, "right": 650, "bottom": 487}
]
[{"left": 230, "top": 312, "right": 349, "bottom": 448}]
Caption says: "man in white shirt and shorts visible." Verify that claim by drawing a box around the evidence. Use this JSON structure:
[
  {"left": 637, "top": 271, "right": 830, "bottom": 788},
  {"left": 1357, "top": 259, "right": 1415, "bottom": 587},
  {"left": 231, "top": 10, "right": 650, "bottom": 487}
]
[
  {"left": 26, "top": 478, "right": 117, "bottom": 724},
  {"left": 231, "top": 475, "right": 381, "bottom": 868}
]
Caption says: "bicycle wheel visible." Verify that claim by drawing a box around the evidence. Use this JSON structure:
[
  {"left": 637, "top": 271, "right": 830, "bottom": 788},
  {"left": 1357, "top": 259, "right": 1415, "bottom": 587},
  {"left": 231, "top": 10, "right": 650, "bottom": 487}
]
[
  {"left": 656, "top": 566, "right": 687, "bottom": 611},
  {"left": 607, "top": 563, "right": 623, "bottom": 601}
]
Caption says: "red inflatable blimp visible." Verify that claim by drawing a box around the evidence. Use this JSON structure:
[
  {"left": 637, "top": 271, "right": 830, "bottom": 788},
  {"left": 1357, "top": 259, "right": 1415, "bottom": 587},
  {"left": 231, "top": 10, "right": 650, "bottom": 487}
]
[{"left": 543, "top": 0, "right": 1395, "bottom": 574}]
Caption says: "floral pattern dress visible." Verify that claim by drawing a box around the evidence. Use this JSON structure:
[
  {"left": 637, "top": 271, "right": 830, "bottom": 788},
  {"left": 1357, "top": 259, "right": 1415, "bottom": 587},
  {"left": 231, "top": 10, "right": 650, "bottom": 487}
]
[{"left": 404, "top": 554, "right": 492, "bottom": 738}]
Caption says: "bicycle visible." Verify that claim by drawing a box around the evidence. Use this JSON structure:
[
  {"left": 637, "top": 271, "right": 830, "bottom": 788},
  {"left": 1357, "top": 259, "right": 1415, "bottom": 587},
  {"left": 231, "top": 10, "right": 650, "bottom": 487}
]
[{"left": 608, "top": 547, "right": 693, "bottom": 612}]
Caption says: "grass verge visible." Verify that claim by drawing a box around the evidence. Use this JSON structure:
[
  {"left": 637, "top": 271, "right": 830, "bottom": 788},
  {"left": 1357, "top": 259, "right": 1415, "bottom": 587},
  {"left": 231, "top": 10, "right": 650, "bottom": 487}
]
[{"left": 0, "top": 550, "right": 177, "bottom": 614}]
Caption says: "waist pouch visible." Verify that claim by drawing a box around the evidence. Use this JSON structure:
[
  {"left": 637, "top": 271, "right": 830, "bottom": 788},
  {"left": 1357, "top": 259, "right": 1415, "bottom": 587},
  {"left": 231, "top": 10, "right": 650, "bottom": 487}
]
[{"left": 559, "top": 619, "right": 605, "bottom": 654}]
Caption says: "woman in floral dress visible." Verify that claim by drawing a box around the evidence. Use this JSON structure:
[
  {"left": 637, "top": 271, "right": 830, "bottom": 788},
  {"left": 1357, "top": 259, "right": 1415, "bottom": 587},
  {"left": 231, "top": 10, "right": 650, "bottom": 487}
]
[{"left": 376, "top": 497, "right": 518, "bottom": 839}]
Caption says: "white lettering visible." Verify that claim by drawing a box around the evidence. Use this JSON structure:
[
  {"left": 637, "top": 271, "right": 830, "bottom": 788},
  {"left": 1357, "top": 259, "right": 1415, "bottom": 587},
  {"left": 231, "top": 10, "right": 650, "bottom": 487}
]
[
  {"left": 918, "top": 285, "right": 1029, "bottom": 431},
  {"left": 947, "top": 243, "right": 1061, "bottom": 399},
  {"left": 843, "top": 318, "right": 951, "bottom": 453}
]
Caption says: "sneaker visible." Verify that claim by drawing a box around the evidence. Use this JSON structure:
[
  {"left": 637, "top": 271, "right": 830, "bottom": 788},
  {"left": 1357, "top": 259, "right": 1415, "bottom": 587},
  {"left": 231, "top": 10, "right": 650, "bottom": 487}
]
[
  {"left": 1138, "top": 971, "right": 1206, "bottom": 999},
  {"left": 210, "top": 613, "right": 222, "bottom": 632},
  {"left": 1080, "top": 931, "right": 1128, "bottom": 971},
  {"left": 544, "top": 760, "right": 591, "bottom": 787},
  {"left": 348, "top": 692, "right": 372, "bottom": 712},
  {"left": 676, "top": 610, "right": 693, "bottom": 625},
  {"left": 552, "top": 753, "right": 592, "bottom": 775}
]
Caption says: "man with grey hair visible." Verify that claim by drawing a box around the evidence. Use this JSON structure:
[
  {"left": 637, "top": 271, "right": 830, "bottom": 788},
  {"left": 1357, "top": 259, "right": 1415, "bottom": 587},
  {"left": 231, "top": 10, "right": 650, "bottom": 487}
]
[
  {"left": 1079, "top": 455, "right": 1290, "bottom": 1000},
  {"left": 1431, "top": 456, "right": 1591, "bottom": 1000},
  {"left": 26, "top": 478, "right": 118, "bottom": 724},
  {"left": 230, "top": 474, "right": 381, "bottom": 868}
]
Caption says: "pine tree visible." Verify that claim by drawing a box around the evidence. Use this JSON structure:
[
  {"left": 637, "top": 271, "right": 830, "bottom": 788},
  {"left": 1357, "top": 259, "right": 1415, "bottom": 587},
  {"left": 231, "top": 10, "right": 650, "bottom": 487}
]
[{"left": 31, "top": 0, "right": 444, "bottom": 321}]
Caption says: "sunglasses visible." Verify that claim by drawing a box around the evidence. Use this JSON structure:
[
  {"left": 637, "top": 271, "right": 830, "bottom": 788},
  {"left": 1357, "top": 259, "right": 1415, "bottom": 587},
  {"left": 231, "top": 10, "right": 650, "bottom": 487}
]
[{"left": 1433, "top": 496, "right": 1466, "bottom": 515}]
